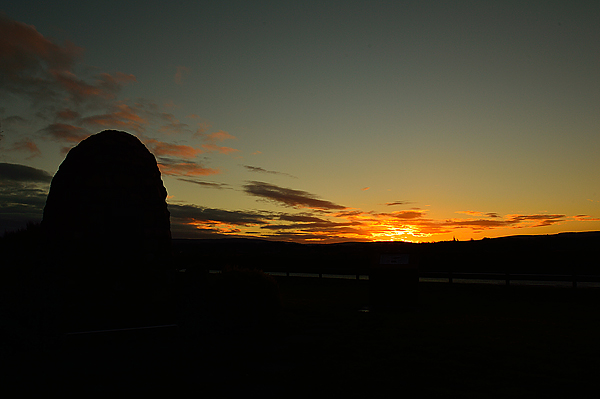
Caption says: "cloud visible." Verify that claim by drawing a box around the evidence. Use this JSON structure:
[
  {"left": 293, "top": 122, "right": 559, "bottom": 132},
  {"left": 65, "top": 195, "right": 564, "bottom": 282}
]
[
  {"left": 0, "top": 15, "right": 136, "bottom": 109},
  {"left": 145, "top": 139, "right": 202, "bottom": 158},
  {"left": 456, "top": 210, "right": 485, "bottom": 216},
  {"left": 174, "top": 66, "right": 190, "bottom": 85},
  {"left": 2, "top": 115, "right": 28, "bottom": 126},
  {"left": 361, "top": 187, "right": 370, "bottom": 191},
  {"left": 40, "top": 123, "right": 89, "bottom": 143},
  {"left": 158, "top": 112, "right": 189, "bottom": 135},
  {"left": 157, "top": 158, "right": 220, "bottom": 176},
  {"left": 200, "top": 130, "right": 236, "bottom": 142},
  {"left": 243, "top": 181, "right": 345, "bottom": 210},
  {"left": 56, "top": 108, "right": 80, "bottom": 120},
  {"left": 0, "top": 162, "right": 52, "bottom": 183},
  {"left": 278, "top": 214, "right": 328, "bottom": 223},
  {"left": 0, "top": 185, "right": 48, "bottom": 234},
  {"left": 80, "top": 103, "right": 147, "bottom": 133},
  {"left": 0, "top": 14, "right": 82, "bottom": 103},
  {"left": 243, "top": 165, "right": 297, "bottom": 178},
  {"left": 0, "top": 162, "right": 51, "bottom": 234},
  {"left": 9, "top": 138, "right": 41, "bottom": 158},
  {"left": 573, "top": 215, "right": 600, "bottom": 222},
  {"left": 388, "top": 210, "right": 426, "bottom": 219},
  {"left": 505, "top": 214, "right": 565, "bottom": 227},
  {"left": 385, "top": 201, "right": 410, "bottom": 206},
  {"left": 177, "top": 178, "right": 231, "bottom": 189},
  {"left": 201, "top": 143, "right": 239, "bottom": 154},
  {"left": 169, "top": 203, "right": 269, "bottom": 226},
  {"left": 195, "top": 121, "right": 211, "bottom": 134}
]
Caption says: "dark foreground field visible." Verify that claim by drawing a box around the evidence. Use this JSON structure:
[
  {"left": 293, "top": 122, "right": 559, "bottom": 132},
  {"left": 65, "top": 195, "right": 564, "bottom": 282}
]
[{"left": 3, "top": 277, "right": 600, "bottom": 398}]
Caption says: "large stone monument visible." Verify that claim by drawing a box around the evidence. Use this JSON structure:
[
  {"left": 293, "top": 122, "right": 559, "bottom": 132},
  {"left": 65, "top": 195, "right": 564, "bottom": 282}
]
[{"left": 42, "top": 130, "right": 172, "bottom": 328}]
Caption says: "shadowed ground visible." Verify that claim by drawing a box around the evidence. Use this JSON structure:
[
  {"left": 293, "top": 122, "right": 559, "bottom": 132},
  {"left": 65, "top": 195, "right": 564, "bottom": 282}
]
[{"left": 2, "top": 277, "right": 599, "bottom": 398}]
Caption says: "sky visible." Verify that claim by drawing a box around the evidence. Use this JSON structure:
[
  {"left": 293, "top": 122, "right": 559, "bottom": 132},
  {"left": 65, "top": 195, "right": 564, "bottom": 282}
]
[{"left": 1, "top": 0, "right": 599, "bottom": 243}]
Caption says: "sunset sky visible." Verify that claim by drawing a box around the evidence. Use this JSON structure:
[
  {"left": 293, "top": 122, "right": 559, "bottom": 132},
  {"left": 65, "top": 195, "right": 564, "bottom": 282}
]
[{"left": 1, "top": 1, "right": 599, "bottom": 243}]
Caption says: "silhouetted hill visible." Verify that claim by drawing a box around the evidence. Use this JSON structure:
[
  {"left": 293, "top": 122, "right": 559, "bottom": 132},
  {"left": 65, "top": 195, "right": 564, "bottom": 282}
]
[{"left": 172, "top": 231, "right": 600, "bottom": 276}]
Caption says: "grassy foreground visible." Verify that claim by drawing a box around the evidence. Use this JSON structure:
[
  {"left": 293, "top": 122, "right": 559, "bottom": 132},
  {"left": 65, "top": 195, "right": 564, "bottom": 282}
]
[
  {"left": 275, "top": 277, "right": 600, "bottom": 398},
  {"left": 2, "top": 276, "right": 599, "bottom": 398}
]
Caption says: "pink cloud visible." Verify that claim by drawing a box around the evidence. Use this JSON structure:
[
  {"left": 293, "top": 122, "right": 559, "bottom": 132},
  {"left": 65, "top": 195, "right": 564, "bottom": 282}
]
[
  {"left": 201, "top": 130, "right": 235, "bottom": 142},
  {"left": 146, "top": 139, "right": 202, "bottom": 158},
  {"left": 201, "top": 143, "right": 239, "bottom": 154},
  {"left": 0, "top": 15, "right": 135, "bottom": 108},
  {"left": 10, "top": 138, "right": 41, "bottom": 158},
  {"left": 0, "top": 14, "right": 81, "bottom": 76},
  {"left": 81, "top": 103, "right": 147, "bottom": 132}
]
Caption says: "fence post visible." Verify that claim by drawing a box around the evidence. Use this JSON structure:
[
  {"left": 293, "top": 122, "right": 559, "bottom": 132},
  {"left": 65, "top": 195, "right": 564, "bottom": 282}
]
[
  {"left": 448, "top": 270, "right": 453, "bottom": 284},
  {"left": 572, "top": 266, "right": 577, "bottom": 289},
  {"left": 505, "top": 270, "right": 510, "bottom": 286}
]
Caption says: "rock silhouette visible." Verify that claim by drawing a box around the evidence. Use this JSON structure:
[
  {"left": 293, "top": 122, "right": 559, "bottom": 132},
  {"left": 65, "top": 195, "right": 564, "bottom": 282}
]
[{"left": 42, "top": 130, "right": 172, "bottom": 329}]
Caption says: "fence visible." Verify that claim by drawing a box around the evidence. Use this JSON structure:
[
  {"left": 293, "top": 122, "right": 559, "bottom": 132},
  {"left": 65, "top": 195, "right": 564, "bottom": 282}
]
[{"left": 208, "top": 268, "right": 600, "bottom": 288}]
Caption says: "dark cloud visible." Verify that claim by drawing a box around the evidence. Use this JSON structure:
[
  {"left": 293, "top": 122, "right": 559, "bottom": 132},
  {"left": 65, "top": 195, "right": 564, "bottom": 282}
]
[
  {"left": 0, "top": 163, "right": 52, "bottom": 183},
  {"left": 157, "top": 157, "right": 220, "bottom": 177},
  {"left": 177, "top": 178, "right": 231, "bottom": 189},
  {"left": 168, "top": 203, "right": 269, "bottom": 226},
  {"left": 243, "top": 181, "right": 345, "bottom": 210},
  {"left": 506, "top": 214, "right": 565, "bottom": 227},
  {"left": 278, "top": 214, "right": 328, "bottom": 223},
  {"left": 436, "top": 214, "right": 566, "bottom": 231},
  {"left": 0, "top": 162, "right": 50, "bottom": 234},
  {"left": 377, "top": 210, "right": 426, "bottom": 220},
  {"left": 3, "top": 115, "right": 28, "bottom": 125},
  {"left": 40, "top": 123, "right": 90, "bottom": 143},
  {"left": 243, "top": 165, "right": 297, "bottom": 179},
  {"left": 385, "top": 201, "right": 410, "bottom": 206}
]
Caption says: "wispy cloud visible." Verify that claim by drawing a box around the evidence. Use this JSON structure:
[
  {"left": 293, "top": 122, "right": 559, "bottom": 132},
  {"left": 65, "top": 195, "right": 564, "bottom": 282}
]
[
  {"left": 201, "top": 143, "right": 239, "bottom": 154},
  {"left": 177, "top": 178, "right": 231, "bottom": 189},
  {"left": 80, "top": 103, "right": 147, "bottom": 133},
  {"left": 243, "top": 181, "right": 345, "bottom": 210},
  {"left": 158, "top": 113, "right": 189, "bottom": 135},
  {"left": 56, "top": 109, "right": 80, "bottom": 121},
  {"left": 145, "top": 139, "right": 202, "bottom": 158},
  {"left": 385, "top": 201, "right": 410, "bottom": 206},
  {"left": 201, "top": 130, "right": 235, "bottom": 142},
  {"left": 0, "top": 163, "right": 52, "bottom": 183},
  {"left": 9, "top": 139, "right": 41, "bottom": 158},
  {"left": 243, "top": 165, "right": 297, "bottom": 179},
  {"left": 40, "top": 123, "right": 90, "bottom": 143},
  {"left": 157, "top": 158, "right": 220, "bottom": 176}
]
